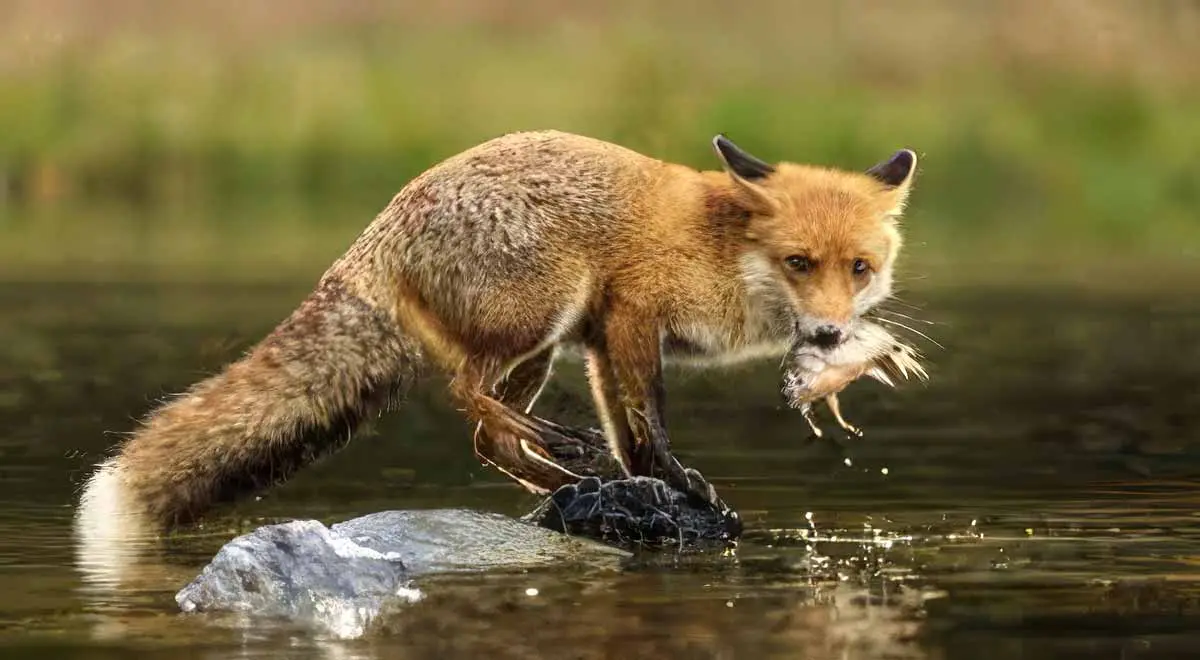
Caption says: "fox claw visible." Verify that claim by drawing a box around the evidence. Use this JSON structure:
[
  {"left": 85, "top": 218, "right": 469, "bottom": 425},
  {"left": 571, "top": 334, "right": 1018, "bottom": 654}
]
[{"left": 651, "top": 453, "right": 728, "bottom": 512}]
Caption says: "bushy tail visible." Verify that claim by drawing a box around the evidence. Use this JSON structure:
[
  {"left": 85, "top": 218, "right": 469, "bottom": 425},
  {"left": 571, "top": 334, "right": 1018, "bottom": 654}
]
[{"left": 80, "top": 276, "right": 423, "bottom": 529}]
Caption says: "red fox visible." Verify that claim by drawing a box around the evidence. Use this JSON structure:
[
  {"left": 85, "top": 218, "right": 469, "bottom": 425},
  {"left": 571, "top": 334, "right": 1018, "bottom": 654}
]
[{"left": 78, "top": 130, "right": 918, "bottom": 531}]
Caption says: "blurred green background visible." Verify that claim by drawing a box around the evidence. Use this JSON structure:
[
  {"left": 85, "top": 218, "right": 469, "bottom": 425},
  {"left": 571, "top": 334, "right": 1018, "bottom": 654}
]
[{"left": 1, "top": 0, "right": 1197, "bottom": 290}]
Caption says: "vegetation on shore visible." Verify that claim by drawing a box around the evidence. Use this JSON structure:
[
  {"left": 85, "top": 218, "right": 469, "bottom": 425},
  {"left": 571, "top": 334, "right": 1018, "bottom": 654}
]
[{"left": 1, "top": 1, "right": 1197, "bottom": 285}]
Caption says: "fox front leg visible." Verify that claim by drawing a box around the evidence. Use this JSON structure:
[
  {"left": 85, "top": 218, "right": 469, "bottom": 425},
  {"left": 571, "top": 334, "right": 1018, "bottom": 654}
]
[{"left": 600, "top": 308, "right": 723, "bottom": 509}]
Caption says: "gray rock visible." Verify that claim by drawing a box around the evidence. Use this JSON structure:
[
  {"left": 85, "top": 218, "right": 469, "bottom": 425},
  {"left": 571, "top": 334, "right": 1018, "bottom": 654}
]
[
  {"left": 332, "top": 509, "right": 627, "bottom": 574},
  {"left": 175, "top": 518, "right": 415, "bottom": 639},
  {"left": 175, "top": 508, "right": 630, "bottom": 639}
]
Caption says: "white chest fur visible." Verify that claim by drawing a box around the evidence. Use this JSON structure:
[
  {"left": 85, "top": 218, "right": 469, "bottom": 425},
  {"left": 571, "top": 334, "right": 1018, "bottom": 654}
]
[{"left": 662, "top": 252, "right": 795, "bottom": 368}]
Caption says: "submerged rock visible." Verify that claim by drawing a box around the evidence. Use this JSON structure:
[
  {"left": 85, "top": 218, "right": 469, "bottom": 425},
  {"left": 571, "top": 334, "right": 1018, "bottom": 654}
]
[
  {"left": 525, "top": 421, "right": 744, "bottom": 546},
  {"left": 331, "top": 509, "right": 630, "bottom": 574}
]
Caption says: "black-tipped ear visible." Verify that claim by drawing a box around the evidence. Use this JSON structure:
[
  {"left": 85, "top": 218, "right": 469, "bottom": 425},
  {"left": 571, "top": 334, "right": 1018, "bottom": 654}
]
[
  {"left": 866, "top": 149, "right": 917, "bottom": 187},
  {"left": 712, "top": 134, "right": 776, "bottom": 181}
]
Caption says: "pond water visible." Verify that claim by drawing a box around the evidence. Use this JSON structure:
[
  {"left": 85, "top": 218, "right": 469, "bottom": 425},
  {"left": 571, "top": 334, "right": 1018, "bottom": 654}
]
[{"left": 0, "top": 280, "right": 1197, "bottom": 659}]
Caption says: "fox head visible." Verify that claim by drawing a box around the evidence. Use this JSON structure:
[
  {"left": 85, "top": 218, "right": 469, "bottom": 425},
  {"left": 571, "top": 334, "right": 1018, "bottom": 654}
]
[{"left": 711, "top": 135, "right": 918, "bottom": 350}]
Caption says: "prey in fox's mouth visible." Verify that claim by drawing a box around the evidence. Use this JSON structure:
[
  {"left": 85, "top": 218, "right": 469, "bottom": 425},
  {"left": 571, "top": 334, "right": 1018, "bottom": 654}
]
[{"left": 781, "top": 321, "right": 929, "bottom": 439}]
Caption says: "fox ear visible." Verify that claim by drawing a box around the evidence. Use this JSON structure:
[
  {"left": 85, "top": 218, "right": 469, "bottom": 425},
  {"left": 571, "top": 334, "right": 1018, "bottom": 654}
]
[
  {"left": 712, "top": 134, "right": 776, "bottom": 182},
  {"left": 867, "top": 149, "right": 918, "bottom": 214},
  {"left": 867, "top": 149, "right": 917, "bottom": 189},
  {"left": 712, "top": 134, "right": 778, "bottom": 214}
]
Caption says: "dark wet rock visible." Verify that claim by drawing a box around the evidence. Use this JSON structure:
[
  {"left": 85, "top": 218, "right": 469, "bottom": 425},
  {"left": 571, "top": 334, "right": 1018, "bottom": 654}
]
[
  {"left": 526, "top": 476, "right": 742, "bottom": 550},
  {"left": 528, "top": 421, "right": 743, "bottom": 546}
]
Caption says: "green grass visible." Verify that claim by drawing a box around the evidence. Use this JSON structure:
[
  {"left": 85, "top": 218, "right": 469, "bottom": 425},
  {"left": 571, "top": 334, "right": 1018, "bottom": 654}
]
[{"left": 1, "top": 5, "right": 1198, "bottom": 286}]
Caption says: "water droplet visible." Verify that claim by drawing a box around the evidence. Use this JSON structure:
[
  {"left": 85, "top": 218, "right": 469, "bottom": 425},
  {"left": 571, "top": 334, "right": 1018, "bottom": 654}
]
[
  {"left": 881, "top": 467, "right": 890, "bottom": 475},
  {"left": 843, "top": 457, "right": 853, "bottom": 467},
  {"left": 525, "top": 587, "right": 539, "bottom": 597}
]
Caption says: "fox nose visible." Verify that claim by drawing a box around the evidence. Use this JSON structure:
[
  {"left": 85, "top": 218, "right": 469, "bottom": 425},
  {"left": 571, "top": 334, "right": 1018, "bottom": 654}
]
[{"left": 810, "top": 325, "right": 843, "bottom": 349}]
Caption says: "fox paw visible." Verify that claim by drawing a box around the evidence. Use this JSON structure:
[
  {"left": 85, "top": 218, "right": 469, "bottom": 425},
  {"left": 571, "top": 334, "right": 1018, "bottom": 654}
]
[{"left": 651, "top": 457, "right": 735, "bottom": 521}]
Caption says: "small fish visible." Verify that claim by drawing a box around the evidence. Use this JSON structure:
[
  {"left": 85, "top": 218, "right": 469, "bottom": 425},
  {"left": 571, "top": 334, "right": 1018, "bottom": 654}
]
[{"left": 781, "top": 321, "right": 929, "bottom": 438}]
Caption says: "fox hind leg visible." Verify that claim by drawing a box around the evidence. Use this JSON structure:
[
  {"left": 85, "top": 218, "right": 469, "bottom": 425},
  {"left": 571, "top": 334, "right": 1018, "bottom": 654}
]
[
  {"left": 493, "top": 346, "right": 557, "bottom": 415},
  {"left": 452, "top": 350, "right": 584, "bottom": 495},
  {"left": 482, "top": 347, "right": 626, "bottom": 483},
  {"left": 394, "top": 282, "right": 590, "bottom": 493},
  {"left": 483, "top": 347, "right": 584, "bottom": 491}
]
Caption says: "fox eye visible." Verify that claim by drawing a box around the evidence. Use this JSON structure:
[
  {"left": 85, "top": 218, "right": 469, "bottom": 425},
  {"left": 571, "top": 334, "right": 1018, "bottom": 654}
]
[
  {"left": 852, "top": 259, "right": 870, "bottom": 275},
  {"left": 784, "top": 255, "right": 812, "bottom": 273}
]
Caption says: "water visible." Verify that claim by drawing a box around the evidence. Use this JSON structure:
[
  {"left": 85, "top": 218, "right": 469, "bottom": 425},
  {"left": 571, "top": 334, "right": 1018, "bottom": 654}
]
[{"left": 0, "top": 280, "right": 1198, "bottom": 659}]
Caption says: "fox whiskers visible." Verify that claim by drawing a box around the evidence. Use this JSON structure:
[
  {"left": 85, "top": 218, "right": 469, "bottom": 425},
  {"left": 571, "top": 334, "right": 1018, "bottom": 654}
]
[
  {"left": 867, "top": 297, "right": 943, "bottom": 345},
  {"left": 869, "top": 316, "right": 945, "bottom": 351}
]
